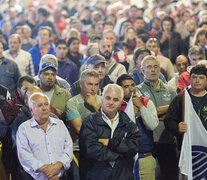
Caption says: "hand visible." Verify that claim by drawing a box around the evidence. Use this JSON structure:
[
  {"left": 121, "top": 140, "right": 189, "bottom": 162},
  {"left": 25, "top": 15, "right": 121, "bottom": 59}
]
[
  {"left": 160, "top": 32, "right": 169, "bottom": 43},
  {"left": 178, "top": 122, "right": 187, "bottom": 133},
  {"left": 38, "top": 162, "right": 63, "bottom": 178},
  {"left": 49, "top": 175, "right": 59, "bottom": 180},
  {"left": 98, "top": 138, "right": 109, "bottom": 146},
  {"left": 85, "top": 93, "right": 100, "bottom": 111},
  {"left": 132, "top": 95, "right": 143, "bottom": 109}
]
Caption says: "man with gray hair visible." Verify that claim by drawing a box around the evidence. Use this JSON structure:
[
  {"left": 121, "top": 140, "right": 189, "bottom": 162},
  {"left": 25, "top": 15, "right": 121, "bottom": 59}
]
[
  {"left": 66, "top": 69, "right": 101, "bottom": 180},
  {"left": 177, "top": 45, "right": 206, "bottom": 92},
  {"left": 137, "top": 55, "right": 177, "bottom": 180},
  {"left": 16, "top": 92, "right": 73, "bottom": 179},
  {"left": 4, "top": 33, "right": 35, "bottom": 76},
  {"left": 79, "top": 83, "right": 141, "bottom": 180}
]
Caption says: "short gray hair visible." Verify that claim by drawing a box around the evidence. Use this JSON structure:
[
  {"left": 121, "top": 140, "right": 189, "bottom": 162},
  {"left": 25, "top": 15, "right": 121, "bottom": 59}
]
[
  {"left": 40, "top": 54, "right": 58, "bottom": 68},
  {"left": 188, "top": 45, "right": 206, "bottom": 60},
  {"left": 28, "top": 92, "right": 49, "bottom": 109},
  {"left": 141, "top": 55, "right": 160, "bottom": 68},
  {"left": 80, "top": 69, "right": 99, "bottom": 83},
  {"left": 102, "top": 84, "right": 124, "bottom": 101}
]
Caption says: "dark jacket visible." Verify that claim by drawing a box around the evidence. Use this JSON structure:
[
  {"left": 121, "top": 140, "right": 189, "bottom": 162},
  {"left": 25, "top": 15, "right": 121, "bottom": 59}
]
[
  {"left": 70, "top": 75, "right": 113, "bottom": 96},
  {"left": 79, "top": 109, "right": 141, "bottom": 180},
  {"left": 164, "top": 90, "right": 207, "bottom": 149},
  {"left": 155, "top": 31, "right": 184, "bottom": 64}
]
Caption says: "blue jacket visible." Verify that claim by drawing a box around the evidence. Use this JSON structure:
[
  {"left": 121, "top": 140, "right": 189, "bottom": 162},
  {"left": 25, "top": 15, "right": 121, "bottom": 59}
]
[{"left": 28, "top": 42, "right": 56, "bottom": 75}]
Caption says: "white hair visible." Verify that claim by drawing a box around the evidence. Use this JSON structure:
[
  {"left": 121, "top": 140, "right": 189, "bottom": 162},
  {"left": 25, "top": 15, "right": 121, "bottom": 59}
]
[
  {"left": 102, "top": 84, "right": 124, "bottom": 101},
  {"left": 141, "top": 55, "right": 160, "bottom": 68},
  {"left": 28, "top": 92, "right": 50, "bottom": 109}
]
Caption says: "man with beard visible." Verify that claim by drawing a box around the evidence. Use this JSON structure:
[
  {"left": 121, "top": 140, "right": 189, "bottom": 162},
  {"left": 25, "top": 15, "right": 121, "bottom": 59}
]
[
  {"left": 38, "top": 60, "right": 71, "bottom": 121},
  {"left": 98, "top": 39, "right": 126, "bottom": 82}
]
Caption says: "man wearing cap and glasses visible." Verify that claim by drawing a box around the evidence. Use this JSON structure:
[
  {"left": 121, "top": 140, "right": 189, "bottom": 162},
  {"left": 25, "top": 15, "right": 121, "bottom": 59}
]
[
  {"left": 71, "top": 54, "right": 113, "bottom": 96},
  {"left": 38, "top": 58, "right": 71, "bottom": 122}
]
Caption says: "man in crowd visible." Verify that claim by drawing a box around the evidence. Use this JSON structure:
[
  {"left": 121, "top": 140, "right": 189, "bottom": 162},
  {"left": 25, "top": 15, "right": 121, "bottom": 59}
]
[
  {"left": 165, "top": 64, "right": 207, "bottom": 151},
  {"left": 178, "top": 45, "right": 205, "bottom": 92},
  {"left": 67, "top": 69, "right": 101, "bottom": 180},
  {"left": 137, "top": 55, "right": 177, "bottom": 180},
  {"left": 98, "top": 39, "right": 126, "bottom": 82},
  {"left": 146, "top": 37, "right": 175, "bottom": 81},
  {"left": 117, "top": 74, "right": 159, "bottom": 180},
  {"left": 168, "top": 55, "right": 189, "bottom": 92},
  {"left": 4, "top": 33, "right": 35, "bottom": 76},
  {"left": 16, "top": 92, "right": 73, "bottom": 179},
  {"left": 55, "top": 39, "right": 79, "bottom": 85},
  {"left": 34, "top": 54, "right": 71, "bottom": 92},
  {"left": 0, "top": 41, "right": 21, "bottom": 98},
  {"left": 71, "top": 54, "right": 113, "bottom": 96},
  {"left": 29, "top": 26, "right": 56, "bottom": 74},
  {"left": 79, "top": 84, "right": 141, "bottom": 180},
  {"left": 38, "top": 60, "right": 71, "bottom": 120}
]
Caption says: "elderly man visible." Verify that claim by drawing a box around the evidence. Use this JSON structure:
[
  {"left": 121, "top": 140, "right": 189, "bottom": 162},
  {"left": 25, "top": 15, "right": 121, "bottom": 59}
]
[
  {"left": 16, "top": 92, "right": 73, "bottom": 179},
  {"left": 4, "top": 33, "right": 35, "bottom": 76},
  {"left": 137, "top": 55, "right": 177, "bottom": 180},
  {"left": 117, "top": 74, "right": 159, "bottom": 180},
  {"left": 79, "top": 84, "right": 141, "bottom": 180},
  {"left": 98, "top": 39, "right": 126, "bottom": 82},
  {"left": 71, "top": 54, "right": 113, "bottom": 96}
]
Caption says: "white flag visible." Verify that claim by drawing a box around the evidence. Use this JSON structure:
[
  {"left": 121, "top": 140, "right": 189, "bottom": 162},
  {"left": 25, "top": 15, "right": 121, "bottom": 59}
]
[
  {"left": 124, "top": 95, "right": 136, "bottom": 123},
  {"left": 179, "top": 89, "right": 207, "bottom": 180}
]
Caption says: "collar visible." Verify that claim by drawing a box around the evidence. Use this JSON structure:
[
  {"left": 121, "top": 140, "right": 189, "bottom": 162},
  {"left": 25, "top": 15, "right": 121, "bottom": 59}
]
[
  {"left": 144, "top": 79, "right": 166, "bottom": 91},
  {"left": 101, "top": 108, "right": 119, "bottom": 122},
  {"left": 30, "top": 117, "right": 57, "bottom": 128}
]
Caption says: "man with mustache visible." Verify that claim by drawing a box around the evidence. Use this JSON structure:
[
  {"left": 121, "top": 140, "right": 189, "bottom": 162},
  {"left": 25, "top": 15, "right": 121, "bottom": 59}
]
[
  {"left": 98, "top": 39, "right": 127, "bottom": 82},
  {"left": 137, "top": 55, "right": 177, "bottom": 180}
]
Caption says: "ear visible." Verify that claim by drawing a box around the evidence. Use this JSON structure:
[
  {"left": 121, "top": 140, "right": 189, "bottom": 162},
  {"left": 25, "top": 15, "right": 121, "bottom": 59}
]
[
  {"left": 140, "top": 67, "right": 145, "bottom": 75},
  {"left": 80, "top": 82, "right": 83, "bottom": 89}
]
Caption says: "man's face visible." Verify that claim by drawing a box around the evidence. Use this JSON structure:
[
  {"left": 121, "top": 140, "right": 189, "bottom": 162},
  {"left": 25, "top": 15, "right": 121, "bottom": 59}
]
[
  {"left": 134, "top": 19, "right": 145, "bottom": 30},
  {"left": 55, "top": 44, "right": 68, "bottom": 61},
  {"left": 80, "top": 76, "right": 99, "bottom": 97},
  {"left": 135, "top": 51, "right": 149, "bottom": 69},
  {"left": 186, "top": 22, "right": 196, "bottom": 33},
  {"left": 9, "top": 36, "right": 21, "bottom": 53},
  {"left": 103, "top": 32, "right": 116, "bottom": 48},
  {"left": 87, "top": 63, "right": 106, "bottom": 80},
  {"left": 18, "top": 81, "right": 36, "bottom": 102},
  {"left": 190, "top": 73, "right": 207, "bottom": 91},
  {"left": 162, "top": 20, "right": 172, "bottom": 32},
  {"left": 141, "top": 59, "right": 160, "bottom": 82},
  {"left": 190, "top": 54, "right": 205, "bottom": 65},
  {"left": 69, "top": 40, "right": 79, "bottom": 53},
  {"left": 38, "top": 29, "right": 50, "bottom": 46},
  {"left": 129, "top": 7, "right": 138, "bottom": 19},
  {"left": 39, "top": 69, "right": 56, "bottom": 90},
  {"left": 23, "top": 28, "right": 31, "bottom": 39},
  {"left": 121, "top": 79, "right": 136, "bottom": 101},
  {"left": 152, "top": 18, "right": 161, "bottom": 30},
  {"left": 0, "top": 43, "right": 3, "bottom": 58},
  {"left": 101, "top": 88, "right": 122, "bottom": 116},
  {"left": 176, "top": 56, "right": 188, "bottom": 74},
  {"left": 99, "top": 39, "right": 113, "bottom": 60},
  {"left": 147, "top": 42, "right": 159, "bottom": 55},
  {"left": 30, "top": 95, "right": 50, "bottom": 124}
]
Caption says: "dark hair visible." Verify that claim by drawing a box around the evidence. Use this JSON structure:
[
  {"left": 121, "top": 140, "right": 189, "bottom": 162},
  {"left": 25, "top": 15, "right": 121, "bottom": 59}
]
[
  {"left": 121, "top": 42, "right": 129, "bottom": 49},
  {"left": 37, "top": 8, "right": 49, "bottom": 17},
  {"left": 103, "top": 20, "right": 114, "bottom": 28},
  {"left": 152, "top": 16, "right": 161, "bottom": 23},
  {"left": 135, "top": 16, "right": 144, "bottom": 21},
  {"left": 67, "top": 37, "right": 80, "bottom": 46},
  {"left": 117, "top": 74, "right": 134, "bottom": 86},
  {"left": 137, "top": 33, "right": 151, "bottom": 43},
  {"left": 190, "top": 64, "right": 207, "bottom": 77},
  {"left": 55, "top": 39, "right": 67, "bottom": 47},
  {"left": 130, "top": 5, "right": 138, "bottom": 10},
  {"left": 199, "top": 21, "right": 207, "bottom": 28},
  {"left": 17, "top": 76, "right": 36, "bottom": 88},
  {"left": 161, "top": 16, "right": 175, "bottom": 31},
  {"left": 133, "top": 47, "right": 151, "bottom": 65}
]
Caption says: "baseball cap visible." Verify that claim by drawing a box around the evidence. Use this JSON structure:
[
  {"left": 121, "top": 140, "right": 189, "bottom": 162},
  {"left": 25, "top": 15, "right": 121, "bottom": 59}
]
[
  {"left": 87, "top": 55, "right": 106, "bottom": 66},
  {"left": 39, "top": 62, "right": 57, "bottom": 73}
]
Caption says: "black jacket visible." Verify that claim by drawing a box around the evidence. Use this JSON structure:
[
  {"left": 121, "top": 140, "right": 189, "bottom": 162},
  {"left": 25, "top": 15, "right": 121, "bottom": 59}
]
[{"left": 79, "top": 110, "right": 141, "bottom": 180}]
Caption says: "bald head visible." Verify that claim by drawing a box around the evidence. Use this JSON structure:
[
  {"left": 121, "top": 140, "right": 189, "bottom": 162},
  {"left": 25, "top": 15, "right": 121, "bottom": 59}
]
[
  {"left": 24, "top": 86, "right": 43, "bottom": 105},
  {"left": 198, "top": 60, "right": 207, "bottom": 68},
  {"left": 176, "top": 55, "right": 189, "bottom": 75}
]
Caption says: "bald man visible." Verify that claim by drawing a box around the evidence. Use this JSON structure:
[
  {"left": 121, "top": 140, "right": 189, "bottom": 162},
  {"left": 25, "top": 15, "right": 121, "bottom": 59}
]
[{"left": 168, "top": 55, "right": 189, "bottom": 92}]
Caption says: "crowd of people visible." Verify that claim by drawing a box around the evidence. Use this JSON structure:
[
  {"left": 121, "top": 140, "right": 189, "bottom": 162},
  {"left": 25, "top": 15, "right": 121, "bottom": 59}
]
[{"left": 0, "top": 0, "right": 207, "bottom": 179}]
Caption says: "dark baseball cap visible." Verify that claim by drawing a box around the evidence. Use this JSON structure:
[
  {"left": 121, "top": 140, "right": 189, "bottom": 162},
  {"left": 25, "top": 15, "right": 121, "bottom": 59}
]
[
  {"left": 87, "top": 55, "right": 106, "bottom": 66},
  {"left": 39, "top": 62, "right": 57, "bottom": 73}
]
